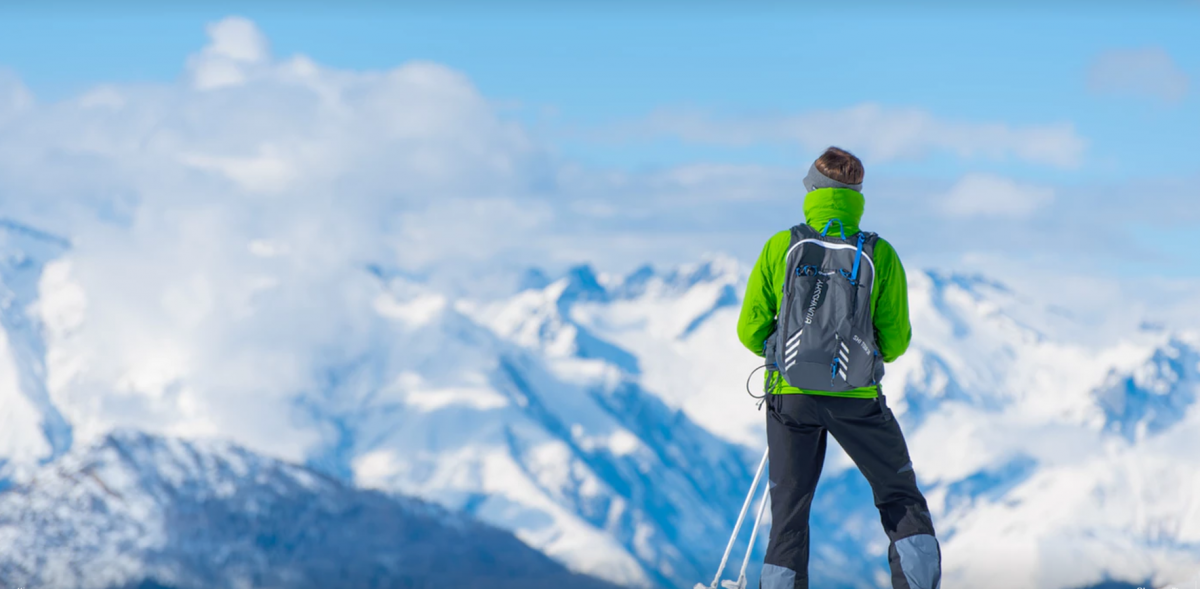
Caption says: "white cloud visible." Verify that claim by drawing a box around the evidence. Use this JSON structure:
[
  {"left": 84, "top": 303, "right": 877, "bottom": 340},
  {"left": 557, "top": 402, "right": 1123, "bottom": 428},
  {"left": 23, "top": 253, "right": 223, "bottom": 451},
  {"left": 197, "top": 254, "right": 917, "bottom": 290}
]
[
  {"left": 605, "top": 103, "right": 1087, "bottom": 169},
  {"left": 205, "top": 16, "right": 269, "bottom": 63},
  {"left": 1088, "top": 47, "right": 1189, "bottom": 104},
  {"left": 188, "top": 16, "right": 271, "bottom": 90},
  {"left": 179, "top": 143, "right": 297, "bottom": 193},
  {"left": 938, "top": 173, "right": 1055, "bottom": 218},
  {"left": 0, "top": 69, "right": 33, "bottom": 125},
  {"left": 0, "top": 17, "right": 550, "bottom": 461}
]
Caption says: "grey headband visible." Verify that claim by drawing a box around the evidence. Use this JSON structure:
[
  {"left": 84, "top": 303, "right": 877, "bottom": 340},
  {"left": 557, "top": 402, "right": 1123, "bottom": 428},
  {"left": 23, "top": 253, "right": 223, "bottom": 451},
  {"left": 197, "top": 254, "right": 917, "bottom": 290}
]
[{"left": 803, "top": 162, "right": 862, "bottom": 193}]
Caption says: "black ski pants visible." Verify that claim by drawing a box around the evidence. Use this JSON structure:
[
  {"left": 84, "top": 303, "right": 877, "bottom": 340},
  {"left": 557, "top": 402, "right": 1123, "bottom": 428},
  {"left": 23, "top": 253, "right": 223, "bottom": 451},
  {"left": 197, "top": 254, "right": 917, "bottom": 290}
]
[{"left": 761, "top": 392, "right": 941, "bottom": 589}]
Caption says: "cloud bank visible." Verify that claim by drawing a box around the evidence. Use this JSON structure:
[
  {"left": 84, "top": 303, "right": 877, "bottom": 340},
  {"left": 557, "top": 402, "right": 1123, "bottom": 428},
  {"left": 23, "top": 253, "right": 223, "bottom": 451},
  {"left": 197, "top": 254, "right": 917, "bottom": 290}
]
[
  {"left": 0, "top": 17, "right": 561, "bottom": 459},
  {"left": 939, "top": 174, "right": 1056, "bottom": 219},
  {"left": 599, "top": 103, "right": 1088, "bottom": 169}
]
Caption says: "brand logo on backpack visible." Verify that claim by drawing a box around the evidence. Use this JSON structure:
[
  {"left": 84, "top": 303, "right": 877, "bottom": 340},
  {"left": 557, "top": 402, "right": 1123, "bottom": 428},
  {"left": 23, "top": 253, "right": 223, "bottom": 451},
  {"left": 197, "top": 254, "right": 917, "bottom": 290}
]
[{"left": 804, "top": 278, "right": 825, "bottom": 325}]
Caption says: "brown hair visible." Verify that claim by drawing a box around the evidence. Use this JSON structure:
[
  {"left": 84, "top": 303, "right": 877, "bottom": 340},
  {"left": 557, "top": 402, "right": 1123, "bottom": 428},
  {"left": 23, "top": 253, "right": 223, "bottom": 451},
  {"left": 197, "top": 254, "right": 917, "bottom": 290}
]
[{"left": 814, "top": 147, "right": 864, "bottom": 185}]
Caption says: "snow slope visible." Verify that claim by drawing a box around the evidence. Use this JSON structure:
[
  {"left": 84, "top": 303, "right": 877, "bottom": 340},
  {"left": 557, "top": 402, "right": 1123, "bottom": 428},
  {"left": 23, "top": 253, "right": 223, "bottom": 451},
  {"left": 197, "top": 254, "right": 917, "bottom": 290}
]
[
  {"left": 0, "top": 429, "right": 618, "bottom": 589},
  {"left": 324, "top": 268, "right": 758, "bottom": 588}
]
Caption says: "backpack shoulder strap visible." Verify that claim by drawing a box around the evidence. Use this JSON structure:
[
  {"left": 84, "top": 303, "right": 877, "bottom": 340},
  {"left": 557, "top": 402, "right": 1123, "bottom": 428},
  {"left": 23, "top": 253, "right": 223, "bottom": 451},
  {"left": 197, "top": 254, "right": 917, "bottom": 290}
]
[
  {"left": 785, "top": 224, "right": 826, "bottom": 270},
  {"left": 792, "top": 223, "right": 820, "bottom": 240},
  {"left": 859, "top": 232, "right": 882, "bottom": 269},
  {"left": 856, "top": 231, "right": 882, "bottom": 288},
  {"left": 860, "top": 231, "right": 880, "bottom": 249}
]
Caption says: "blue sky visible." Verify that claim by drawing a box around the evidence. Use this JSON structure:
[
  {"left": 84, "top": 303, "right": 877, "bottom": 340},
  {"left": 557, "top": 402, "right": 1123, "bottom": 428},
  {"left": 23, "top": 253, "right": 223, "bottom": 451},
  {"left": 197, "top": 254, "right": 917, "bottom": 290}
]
[
  {"left": 3, "top": 5, "right": 1196, "bottom": 179},
  {"left": 0, "top": 4, "right": 1198, "bottom": 290}
]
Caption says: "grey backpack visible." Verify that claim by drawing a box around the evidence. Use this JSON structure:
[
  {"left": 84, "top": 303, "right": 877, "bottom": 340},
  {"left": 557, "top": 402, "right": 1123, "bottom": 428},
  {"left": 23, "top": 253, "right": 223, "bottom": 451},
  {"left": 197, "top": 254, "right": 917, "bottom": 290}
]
[{"left": 764, "top": 220, "right": 883, "bottom": 392}]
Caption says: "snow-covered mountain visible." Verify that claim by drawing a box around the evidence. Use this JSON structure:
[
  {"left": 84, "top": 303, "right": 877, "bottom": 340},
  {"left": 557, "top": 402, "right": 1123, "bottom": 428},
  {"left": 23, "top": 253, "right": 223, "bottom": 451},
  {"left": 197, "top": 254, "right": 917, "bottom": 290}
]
[
  {"left": 0, "top": 429, "right": 617, "bottom": 589},
  {"left": 320, "top": 264, "right": 758, "bottom": 588},
  {"left": 1, "top": 219, "right": 760, "bottom": 589},
  {"left": 502, "top": 260, "right": 1200, "bottom": 589},
  {"left": 1, "top": 217, "right": 1199, "bottom": 589}
]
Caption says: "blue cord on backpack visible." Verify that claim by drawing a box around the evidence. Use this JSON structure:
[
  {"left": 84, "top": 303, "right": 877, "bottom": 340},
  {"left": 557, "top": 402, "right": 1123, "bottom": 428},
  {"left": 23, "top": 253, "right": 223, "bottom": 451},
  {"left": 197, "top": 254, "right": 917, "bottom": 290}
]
[
  {"left": 850, "top": 232, "right": 865, "bottom": 281},
  {"left": 821, "top": 218, "right": 846, "bottom": 239}
]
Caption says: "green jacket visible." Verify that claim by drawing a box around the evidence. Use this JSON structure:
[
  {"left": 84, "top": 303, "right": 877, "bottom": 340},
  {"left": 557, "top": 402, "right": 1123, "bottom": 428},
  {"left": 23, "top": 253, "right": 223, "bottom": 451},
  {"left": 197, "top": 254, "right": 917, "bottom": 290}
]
[{"left": 736, "top": 188, "right": 911, "bottom": 398}]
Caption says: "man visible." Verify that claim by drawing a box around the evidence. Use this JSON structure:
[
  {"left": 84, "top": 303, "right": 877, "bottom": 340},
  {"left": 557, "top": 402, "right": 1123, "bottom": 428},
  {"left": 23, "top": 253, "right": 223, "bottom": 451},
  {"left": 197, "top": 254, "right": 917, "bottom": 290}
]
[{"left": 736, "top": 147, "right": 940, "bottom": 589}]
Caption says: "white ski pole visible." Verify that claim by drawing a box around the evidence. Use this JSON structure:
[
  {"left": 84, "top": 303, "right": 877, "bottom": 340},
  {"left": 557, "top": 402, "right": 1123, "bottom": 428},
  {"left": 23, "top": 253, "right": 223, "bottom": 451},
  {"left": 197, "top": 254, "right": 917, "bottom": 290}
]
[
  {"left": 729, "top": 477, "right": 772, "bottom": 589},
  {"left": 698, "top": 446, "right": 769, "bottom": 589}
]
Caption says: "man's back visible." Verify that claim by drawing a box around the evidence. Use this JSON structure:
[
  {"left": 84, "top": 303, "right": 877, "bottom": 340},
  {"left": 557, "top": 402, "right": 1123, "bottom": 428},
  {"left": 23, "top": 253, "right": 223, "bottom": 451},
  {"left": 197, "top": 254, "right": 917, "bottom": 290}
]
[{"left": 736, "top": 185, "right": 912, "bottom": 398}]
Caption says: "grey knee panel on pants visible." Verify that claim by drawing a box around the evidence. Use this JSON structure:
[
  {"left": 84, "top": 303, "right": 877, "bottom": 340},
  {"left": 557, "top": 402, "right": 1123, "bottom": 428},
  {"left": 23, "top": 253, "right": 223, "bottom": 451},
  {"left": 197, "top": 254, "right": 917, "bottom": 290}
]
[
  {"left": 894, "top": 534, "right": 941, "bottom": 589},
  {"left": 760, "top": 563, "right": 797, "bottom": 589},
  {"left": 886, "top": 504, "right": 941, "bottom": 589}
]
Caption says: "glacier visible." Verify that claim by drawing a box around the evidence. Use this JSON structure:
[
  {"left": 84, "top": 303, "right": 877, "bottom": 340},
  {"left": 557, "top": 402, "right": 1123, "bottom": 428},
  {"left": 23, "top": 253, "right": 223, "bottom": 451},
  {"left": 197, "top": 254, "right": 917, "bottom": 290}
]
[{"left": 0, "top": 218, "right": 1198, "bottom": 588}]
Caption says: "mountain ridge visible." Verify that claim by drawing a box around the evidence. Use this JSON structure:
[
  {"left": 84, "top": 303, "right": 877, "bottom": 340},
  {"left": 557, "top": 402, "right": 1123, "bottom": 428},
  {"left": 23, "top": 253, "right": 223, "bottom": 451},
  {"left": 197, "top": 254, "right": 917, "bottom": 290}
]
[{"left": 0, "top": 429, "right": 620, "bottom": 589}]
